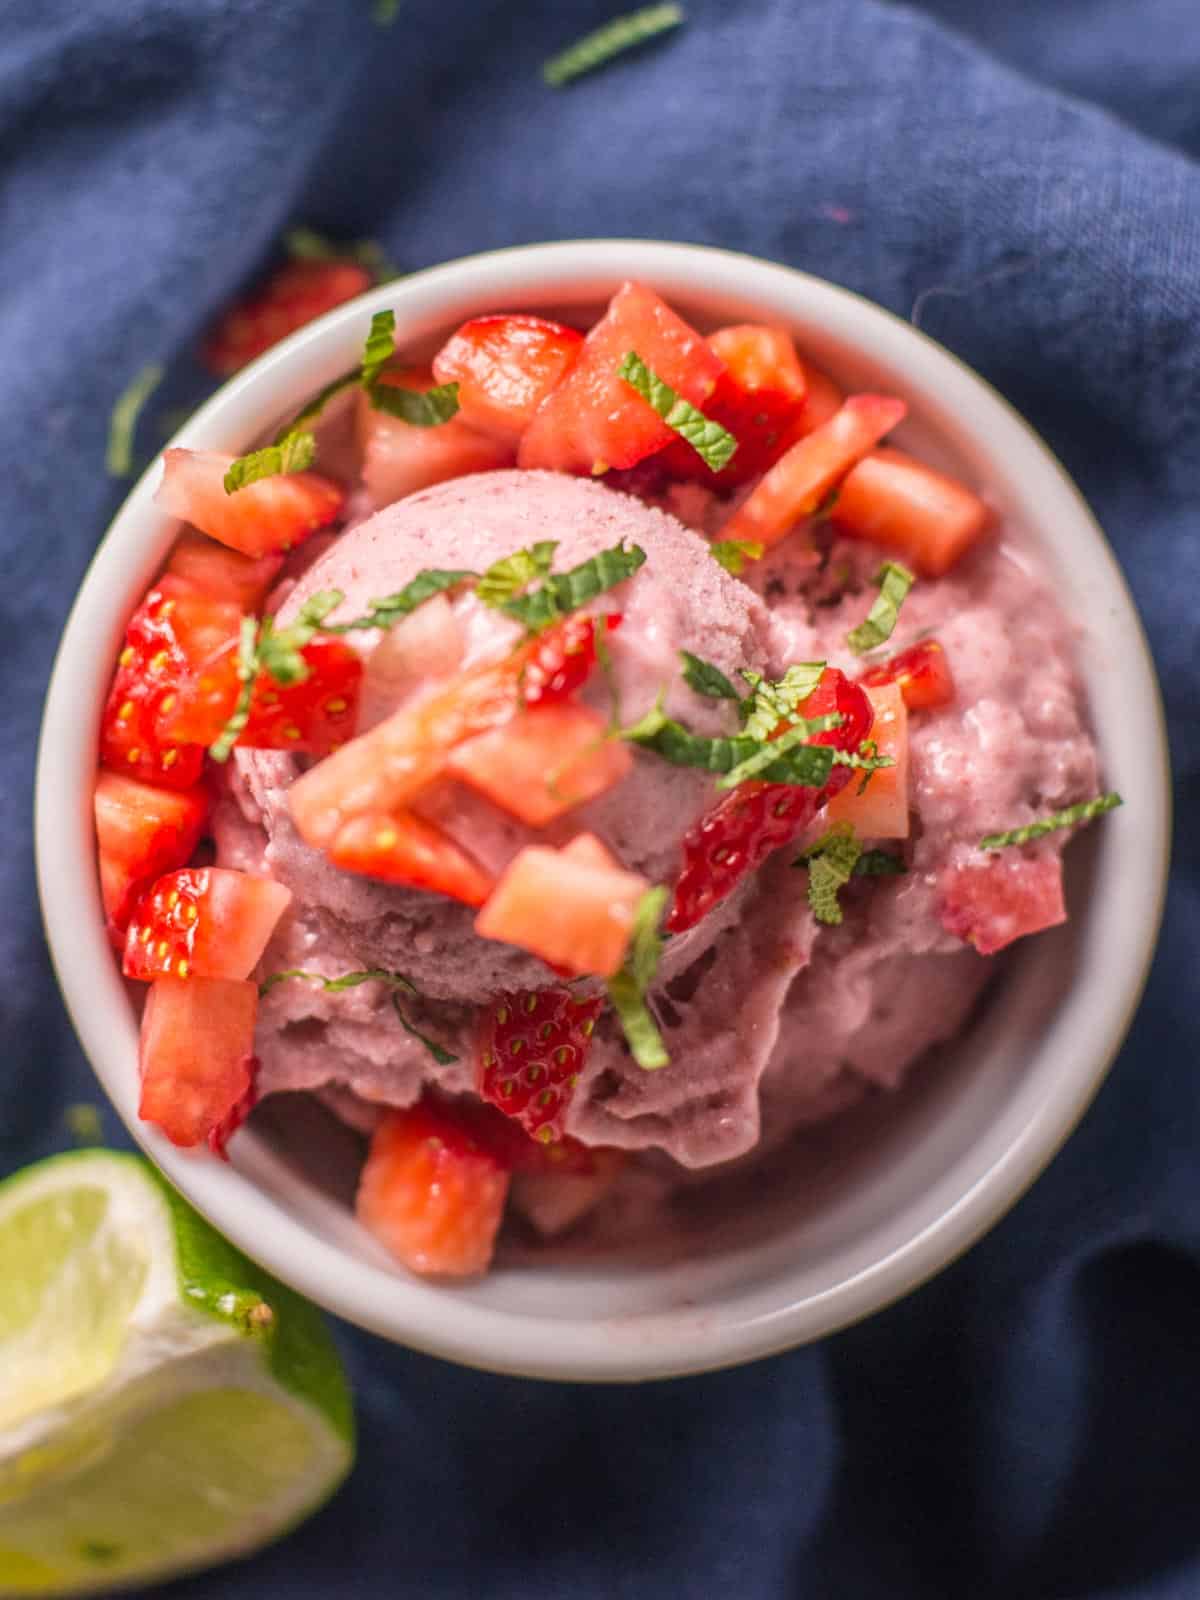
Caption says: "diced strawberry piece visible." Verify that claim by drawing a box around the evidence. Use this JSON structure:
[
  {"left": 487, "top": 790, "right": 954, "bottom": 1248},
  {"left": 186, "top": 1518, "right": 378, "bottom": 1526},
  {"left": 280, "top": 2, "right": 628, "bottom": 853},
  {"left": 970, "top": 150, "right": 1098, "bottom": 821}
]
[
  {"left": 138, "top": 975, "right": 259, "bottom": 1149},
  {"left": 156, "top": 448, "right": 345, "bottom": 558},
  {"left": 788, "top": 361, "right": 845, "bottom": 436},
  {"left": 831, "top": 447, "right": 992, "bottom": 576},
  {"left": 667, "top": 668, "right": 874, "bottom": 933},
  {"left": 200, "top": 258, "right": 373, "bottom": 377},
  {"left": 939, "top": 855, "right": 1067, "bottom": 955},
  {"left": 824, "top": 681, "right": 910, "bottom": 839},
  {"left": 709, "top": 324, "right": 809, "bottom": 401},
  {"left": 447, "top": 703, "right": 631, "bottom": 825},
  {"left": 288, "top": 613, "right": 618, "bottom": 849},
  {"left": 431, "top": 315, "right": 585, "bottom": 441},
  {"left": 355, "top": 1098, "right": 510, "bottom": 1277},
  {"left": 478, "top": 988, "right": 605, "bottom": 1145},
  {"left": 163, "top": 633, "right": 363, "bottom": 757},
  {"left": 558, "top": 832, "right": 623, "bottom": 872},
  {"left": 475, "top": 841, "right": 649, "bottom": 979},
  {"left": 859, "top": 638, "right": 955, "bottom": 711},
  {"left": 720, "top": 395, "right": 907, "bottom": 551},
  {"left": 329, "top": 810, "right": 495, "bottom": 907},
  {"left": 94, "top": 771, "right": 209, "bottom": 939},
  {"left": 100, "top": 578, "right": 240, "bottom": 789},
  {"left": 358, "top": 369, "right": 514, "bottom": 510},
  {"left": 123, "top": 866, "right": 291, "bottom": 982},
  {"left": 164, "top": 531, "right": 283, "bottom": 609},
  {"left": 517, "top": 281, "right": 724, "bottom": 475},
  {"left": 356, "top": 593, "right": 464, "bottom": 732}
]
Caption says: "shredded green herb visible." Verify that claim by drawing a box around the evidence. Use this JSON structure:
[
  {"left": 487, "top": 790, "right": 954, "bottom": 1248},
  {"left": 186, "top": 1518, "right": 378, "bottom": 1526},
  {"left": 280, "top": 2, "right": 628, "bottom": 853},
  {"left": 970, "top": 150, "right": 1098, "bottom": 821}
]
[
  {"left": 360, "top": 309, "right": 397, "bottom": 389},
  {"left": 625, "top": 702, "right": 837, "bottom": 788},
  {"left": 980, "top": 791, "right": 1122, "bottom": 850},
  {"left": 846, "top": 562, "right": 915, "bottom": 654},
  {"left": 224, "top": 430, "right": 316, "bottom": 493},
  {"left": 323, "top": 570, "right": 476, "bottom": 633},
  {"left": 679, "top": 651, "right": 741, "bottom": 701},
  {"left": 618, "top": 350, "right": 736, "bottom": 473},
  {"left": 369, "top": 379, "right": 461, "bottom": 426},
  {"left": 854, "top": 850, "right": 907, "bottom": 877},
  {"left": 607, "top": 886, "right": 670, "bottom": 1069},
  {"left": 741, "top": 663, "right": 826, "bottom": 740},
  {"left": 106, "top": 363, "right": 164, "bottom": 477},
  {"left": 709, "top": 538, "right": 764, "bottom": 576},
  {"left": 497, "top": 541, "right": 647, "bottom": 631},
  {"left": 259, "top": 967, "right": 457, "bottom": 1064},
  {"left": 542, "top": 3, "right": 684, "bottom": 87},
  {"left": 476, "top": 542, "right": 559, "bottom": 607},
  {"left": 716, "top": 715, "right": 842, "bottom": 789},
  {"left": 208, "top": 592, "right": 344, "bottom": 762},
  {"left": 795, "top": 824, "right": 862, "bottom": 926}
]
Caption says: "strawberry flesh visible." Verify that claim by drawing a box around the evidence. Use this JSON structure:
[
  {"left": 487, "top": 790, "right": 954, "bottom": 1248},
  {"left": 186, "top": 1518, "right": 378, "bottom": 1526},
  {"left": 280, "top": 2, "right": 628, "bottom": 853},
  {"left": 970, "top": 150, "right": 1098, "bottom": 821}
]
[
  {"left": 94, "top": 770, "right": 209, "bottom": 939},
  {"left": 478, "top": 988, "right": 605, "bottom": 1146},
  {"left": 138, "top": 975, "right": 259, "bottom": 1149},
  {"left": 200, "top": 258, "right": 373, "bottom": 377},
  {"left": 432, "top": 315, "right": 584, "bottom": 441},
  {"left": 157, "top": 448, "right": 345, "bottom": 558},
  {"left": 329, "top": 810, "right": 495, "bottom": 907},
  {"left": 123, "top": 866, "right": 291, "bottom": 982},
  {"left": 859, "top": 638, "right": 955, "bottom": 711}
]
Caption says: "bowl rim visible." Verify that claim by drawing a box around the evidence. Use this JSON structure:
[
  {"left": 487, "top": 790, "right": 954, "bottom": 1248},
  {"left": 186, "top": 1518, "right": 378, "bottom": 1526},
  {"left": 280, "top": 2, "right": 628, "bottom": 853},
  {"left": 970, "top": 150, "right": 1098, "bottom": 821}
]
[{"left": 36, "top": 238, "right": 1171, "bottom": 1381}]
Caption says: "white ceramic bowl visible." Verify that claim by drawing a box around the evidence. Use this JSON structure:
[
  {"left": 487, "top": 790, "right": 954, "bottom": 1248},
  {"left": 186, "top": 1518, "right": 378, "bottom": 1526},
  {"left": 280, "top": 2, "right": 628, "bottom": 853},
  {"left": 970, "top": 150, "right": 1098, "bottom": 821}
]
[{"left": 36, "top": 241, "right": 1169, "bottom": 1380}]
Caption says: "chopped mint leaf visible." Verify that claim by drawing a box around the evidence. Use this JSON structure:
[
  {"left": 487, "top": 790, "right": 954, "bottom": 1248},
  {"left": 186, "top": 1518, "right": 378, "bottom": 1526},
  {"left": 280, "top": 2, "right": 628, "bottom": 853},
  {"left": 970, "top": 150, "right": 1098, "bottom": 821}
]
[
  {"left": 709, "top": 538, "right": 764, "bottom": 576},
  {"left": 854, "top": 850, "right": 907, "bottom": 876},
  {"left": 477, "top": 542, "right": 559, "bottom": 607},
  {"left": 106, "top": 363, "right": 164, "bottom": 477},
  {"left": 360, "top": 309, "right": 396, "bottom": 390},
  {"left": 324, "top": 569, "right": 476, "bottom": 633},
  {"left": 607, "top": 885, "right": 670, "bottom": 1069},
  {"left": 63, "top": 1101, "right": 105, "bottom": 1146},
  {"left": 796, "top": 824, "right": 863, "bottom": 926},
  {"left": 276, "top": 371, "right": 361, "bottom": 442},
  {"left": 542, "top": 3, "right": 684, "bottom": 87},
  {"left": 369, "top": 380, "right": 460, "bottom": 426},
  {"left": 391, "top": 993, "right": 458, "bottom": 1065},
  {"left": 846, "top": 561, "right": 915, "bottom": 654},
  {"left": 679, "top": 651, "right": 741, "bottom": 701},
  {"left": 209, "top": 616, "right": 263, "bottom": 764},
  {"left": 830, "top": 746, "right": 895, "bottom": 773},
  {"left": 741, "top": 663, "right": 826, "bottom": 740},
  {"left": 373, "top": 0, "right": 399, "bottom": 22},
  {"left": 625, "top": 708, "right": 836, "bottom": 788},
  {"left": 618, "top": 350, "right": 737, "bottom": 473},
  {"left": 716, "top": 714, "right": 842, "bottom": 789},
  {"left": 224, "top": 429, "right": 316, "bottom": 493},
  {"left": 500, "top": 540, "right": 647, "bottom": 630},
  {"left": 980, "top": 791, "right": 1123, "bottom": 850}
]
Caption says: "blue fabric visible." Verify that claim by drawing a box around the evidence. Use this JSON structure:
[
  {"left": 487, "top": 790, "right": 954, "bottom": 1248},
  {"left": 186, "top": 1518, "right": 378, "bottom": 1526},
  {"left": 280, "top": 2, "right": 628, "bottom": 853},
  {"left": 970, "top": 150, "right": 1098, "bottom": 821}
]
[{"left": 2, "top": 0, "right": 1195, "bottom": 1593}]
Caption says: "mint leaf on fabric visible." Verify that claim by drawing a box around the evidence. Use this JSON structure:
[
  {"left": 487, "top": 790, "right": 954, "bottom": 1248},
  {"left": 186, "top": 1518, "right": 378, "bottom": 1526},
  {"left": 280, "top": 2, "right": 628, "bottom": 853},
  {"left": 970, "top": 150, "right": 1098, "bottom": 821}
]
[
  {"left": 542, "top": 3, "right": 684, "bottom": 87},
  {"left": 106, "top": 363, "right": 164, "bottom": 478}
]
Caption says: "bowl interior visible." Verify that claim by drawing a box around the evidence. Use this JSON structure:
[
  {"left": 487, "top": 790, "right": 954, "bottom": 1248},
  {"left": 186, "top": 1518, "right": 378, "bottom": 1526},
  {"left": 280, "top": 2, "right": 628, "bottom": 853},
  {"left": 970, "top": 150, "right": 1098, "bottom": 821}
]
[{"left": 37, "top": 242, "right": 1168, "bottom": 1379}]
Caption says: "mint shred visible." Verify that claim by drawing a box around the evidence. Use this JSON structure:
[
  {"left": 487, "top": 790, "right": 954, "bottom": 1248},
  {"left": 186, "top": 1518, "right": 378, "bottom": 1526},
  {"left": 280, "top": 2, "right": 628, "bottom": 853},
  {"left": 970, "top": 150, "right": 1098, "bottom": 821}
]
[
  {"left": 741, "top": 663, "right": 826, "bottom": 740},
  {"left": 846, "top": 562, "right": 916, "bottom": 654},
  {"left": 223, "top": 429, "right": 316, "bottom": 493},
  {"left": 372, "top": 0, "right": 400, "bottom": 23},
  {"left": 276, "top": 372, "right": 361, "bottom": 441},
  {"left": 323, "top": 569, "right": 477, "bottom": 634},
  {"left": 360, "top": 309, "right": 397, "bottom": 390},
  {"left": 795, "top": 825, "right": 863, "bottom": 926},
  {"left": 208, "top": 616, "right": 262, "bottom": 764},
  {"left": 497, "top": 540, "right": 647, "bottom": 631},
  {"left": 624, "top": 701, "right": 836, "bottom": 788},
  {"left": 542, "top": 3, "right": 684, "bottom": 87},
  {"left": 854, "top": 849, "right": 907, "bottom": 877},
  {"left": 607, "top": 885, "right": 670, "bottom": 1069},
  {"left": 258, "top": 967, "right": 457, "bottom": 1065},
  {"left": 709, "top": 538, "right": 764, "bottom": 576},
  {"left": 617, "top": 350, "right": 737, "bottom": 473},
  {"left": 369, "top": 379, "right": 460, "bottom": 426},
  {"left": 679, "top": 651, "right": 741, "bottom": 701},
  {"left": 106, "top": 363, "right": 164, "bottom": 477},
  {"left": 476, "top": 542, "right": 559, "bottom": 607},
  {"left": 979, "top": 791, "right": 1123, "bottom": 851},
  {"left": 716, "top": 714, "right": 842, "bottom": 789}
]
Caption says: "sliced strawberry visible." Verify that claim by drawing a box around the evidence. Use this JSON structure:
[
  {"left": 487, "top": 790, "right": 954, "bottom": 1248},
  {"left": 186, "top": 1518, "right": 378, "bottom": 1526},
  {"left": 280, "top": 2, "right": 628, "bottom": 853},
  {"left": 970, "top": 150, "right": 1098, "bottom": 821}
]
[
  {"left": 939, "top": 855, "right": 1067, "bottom": 955},
  {"left": 200, "top": 258, "right": 373, "bottom": 377},
  {"left": 329, "top": 810, "right": 495, "bottom": 907},
  {"left": 123, "top": 866, "right": 291, "bottom": 982},
  {"left": 831, "top": 446, "right": 992, "bottom": 576},
  {"left": 824, "top": 681, "right": 910, "bottom": 839},
  {"left": 431, "top": 315, "right": 585, "bottom": 441},
  {"left": 355, "top": 1098, "right": 510, "bottom": 1277},
  {"left": 94, "top": 771, "right": 209, "bottom": 940},
  {"left": 559, "top": 832, "right": 623, "bottom": 872},
  {"left": 99, "top": 578, "right": 240, "bottom": 789},
  {"left": 157, "top": 448, "right": 345, "bottom": 558},
  {"left": 720, "top": 395, "right": 907, "bottom": 551},
  {"left": 475, "top": 840, "right": 648, "bottom": 979},
  {"left": 517, "top": 281, "right": 724, "bottom": 475},
  {"left": 164, "top": 531, "right": 283, "bottom": 610},
  {"left": 478, "top": 988, "right": 605, "bottom": 1146},
  {"left": 138, "top": 976, "right": 259, "bottom": 1149},
  {"left": 289, "top": 612, "right": 619, "bottom": 849},
  {"left": 358, "top": 368, "right": 513, "bottom": 510},
  {"left": 788, "top": 361, "right": 845, "bottom": 437},
  {"left": 667, "top": 667, "right": 874, "bottom": 933},
  {"left": 447, "top": 703, "right": 631, "bottom": 826},
  {"left": 859, "top": 638, "right": 955, "bottom": 711},
  {"left": 163, "top": 633, "right": 362, "bottom": 757}
]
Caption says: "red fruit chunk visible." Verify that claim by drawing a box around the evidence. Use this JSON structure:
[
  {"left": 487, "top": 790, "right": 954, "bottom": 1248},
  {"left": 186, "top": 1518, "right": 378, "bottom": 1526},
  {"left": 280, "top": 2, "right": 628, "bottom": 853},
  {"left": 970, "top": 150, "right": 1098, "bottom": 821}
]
[
  {"left": 475, "top": 840, "right": 649, "bottom": 979},
  {"left": 432, "top": 315, "right": 584, "bottom": 441},
  {"left": 123, "top": 866, "right": 292, "bottom": 982},
  {"left": 358, "top": 368, "right": 514, "bottom": 510},
  {"left": 157, "top": 448, "right": 345, "bottom": 558},
  {"left": 831, "top": 446, "right": 992, "bottom": 576},
  {"left": 667, "top": 668, "right": 874, "bottom": 933},
  {"left": 164, "top": 531, "right": 283, "bottom": 610},
  {"left": 478, "top": 988, "right": 605, "bottom": 1146},
  {"left": 356, "top": 1098, "right": 510, "bottom": 1277},
  {"left": 448, "top": 703, "right": 631, "bottom": 825},
  {"left": 824, "top": 681, "right": 909, "bottom": 839},
  {"left": 94, "top": 770, "right": 209, "bottom": 939},
  {"left": 100, "top": 578, "right": 239, "bottom": 789},
  {"left": 518, "top": 280, "right": 724, "bottom": 475},
  {"left": 289, "top": 612, "right": 618, "bottom": 849},
  {"left": 164, "top": 633, "right": 363, "bottom": 757},
  {"left": 200, "top": 258, "right": 373, "bottom": 377},
  {"left": 138, "top": 976, "right": 258, "bottom": 1149},
  {"left": 859, "top": 638, "right": 955, "bottom": 711},
  {"left": 939, "top": 855, "right": 1067, "bottom": 955},
  {"left": 787, "top": 361, "right": 845, "bottom": 437},
  {"left": 329, "top": 809, "right": 495, "bottom": 907},
  {"left": 720, "top": 395, "right": 907, "bottom": 551}
]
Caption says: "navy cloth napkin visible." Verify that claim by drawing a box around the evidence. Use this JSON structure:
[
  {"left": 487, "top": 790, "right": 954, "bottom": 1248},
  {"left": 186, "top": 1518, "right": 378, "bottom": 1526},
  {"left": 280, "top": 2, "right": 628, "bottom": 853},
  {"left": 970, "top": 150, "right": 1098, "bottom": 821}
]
[{"left": 2, "top": 0, "right": 1196, "bottom": 1594}]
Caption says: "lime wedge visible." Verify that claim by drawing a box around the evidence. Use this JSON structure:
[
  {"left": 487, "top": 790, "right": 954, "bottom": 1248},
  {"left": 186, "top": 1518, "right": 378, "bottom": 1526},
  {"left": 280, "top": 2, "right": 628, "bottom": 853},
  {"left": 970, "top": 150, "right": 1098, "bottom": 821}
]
[{"left": 0, "top": 1150, "right": 354, "bottom": 1595}]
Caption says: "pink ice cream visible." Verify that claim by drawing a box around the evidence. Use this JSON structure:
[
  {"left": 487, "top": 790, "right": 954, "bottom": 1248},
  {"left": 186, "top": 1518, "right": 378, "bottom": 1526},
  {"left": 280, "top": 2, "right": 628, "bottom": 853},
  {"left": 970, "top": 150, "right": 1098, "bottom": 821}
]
[{"left": 214, "top": 468, "right": 1098, "bottom": 1194}]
